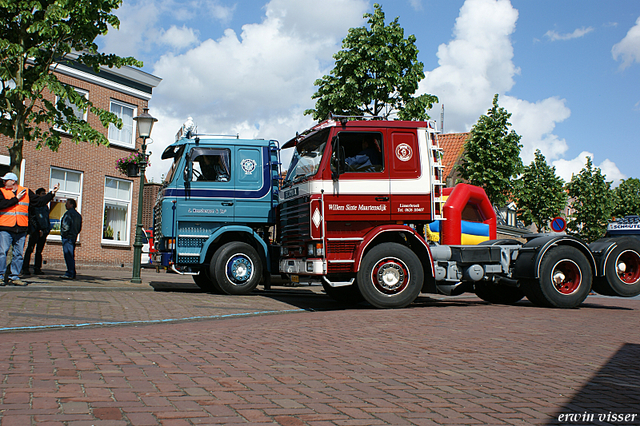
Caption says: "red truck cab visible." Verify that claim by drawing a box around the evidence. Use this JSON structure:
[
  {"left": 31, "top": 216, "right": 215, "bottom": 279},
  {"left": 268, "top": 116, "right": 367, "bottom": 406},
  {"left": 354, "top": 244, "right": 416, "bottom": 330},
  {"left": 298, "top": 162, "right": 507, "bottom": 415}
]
[{"left": 278, "top": 118, "right": 447, "bottom": 306}]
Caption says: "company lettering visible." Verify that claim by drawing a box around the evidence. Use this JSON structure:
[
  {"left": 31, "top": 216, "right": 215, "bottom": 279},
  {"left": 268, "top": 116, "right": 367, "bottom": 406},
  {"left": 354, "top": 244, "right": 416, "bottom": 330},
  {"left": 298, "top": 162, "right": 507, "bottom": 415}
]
[
  {"left": 397, "top": 203, "right": 425, "bottom": 213},
  {"left": 188, "top": 208, "right": 228, "bottom": 214},
  {"left": 328, "top": 204, "right": 387, "bottom": 212},
  {"left": 608, "top": 224, "right": 640, "bottom": 230}
]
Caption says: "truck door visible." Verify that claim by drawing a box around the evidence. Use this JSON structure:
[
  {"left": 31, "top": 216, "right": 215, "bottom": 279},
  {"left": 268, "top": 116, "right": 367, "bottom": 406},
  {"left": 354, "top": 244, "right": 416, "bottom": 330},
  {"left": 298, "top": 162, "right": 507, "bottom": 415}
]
[
  {"left": 388, "top": 130, "right": 429, "bottom": 221},
  {"left": 326, "top": 131, "right": 391, "bottom": 222},
  {"left": 233, "top": 145, "right": 271, "bottom": 222},
  {"left": 185, "top": 147, "right": 235, "bottom": 220}
]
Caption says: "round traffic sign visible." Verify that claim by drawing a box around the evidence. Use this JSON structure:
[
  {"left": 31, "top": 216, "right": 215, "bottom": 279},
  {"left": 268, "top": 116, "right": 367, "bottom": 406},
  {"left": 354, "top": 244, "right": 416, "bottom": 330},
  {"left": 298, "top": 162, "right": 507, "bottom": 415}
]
[{"left": 551, "top": 217, "right": 567, "bottom": 232}]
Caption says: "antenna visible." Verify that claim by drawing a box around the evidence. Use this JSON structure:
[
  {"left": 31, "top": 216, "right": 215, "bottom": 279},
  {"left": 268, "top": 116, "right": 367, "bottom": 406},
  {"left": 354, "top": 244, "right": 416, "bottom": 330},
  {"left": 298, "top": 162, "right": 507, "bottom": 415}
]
[{"left": 440, "top": 104, "right": 445, "bottom": 134}]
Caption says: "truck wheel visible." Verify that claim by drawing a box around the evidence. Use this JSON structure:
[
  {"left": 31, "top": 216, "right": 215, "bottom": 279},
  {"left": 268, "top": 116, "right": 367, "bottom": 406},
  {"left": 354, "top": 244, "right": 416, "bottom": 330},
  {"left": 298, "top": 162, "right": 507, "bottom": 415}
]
[
  {"left": 474, "top": 282, "right": 524, "bottom": 305},
  {"left": 595, "top": 238, "right": 640, "bottom": 297},
  {"left": 357, "top": 243, "right": 423, "bottom": 309},
  {"left": 521, "top": 279, "right": 547, "bottom": 306},
  {"left": 321, "top": 281, "right": 364, "bottom": 305},
  {"left": 211, "top": 242, "right": 262, "bottom": 295},
  {"left": 192, "top": 269, "right": 224, "bottom": 294},
  {"left": 535, "top": 246, "right": 592, "bottom": 308}
]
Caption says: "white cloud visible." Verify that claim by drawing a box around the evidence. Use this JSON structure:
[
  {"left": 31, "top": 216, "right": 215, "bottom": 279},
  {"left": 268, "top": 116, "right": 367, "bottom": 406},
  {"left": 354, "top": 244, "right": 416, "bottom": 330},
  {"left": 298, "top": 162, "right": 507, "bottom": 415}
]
[
  {"left": 145, "top": 0, "right": 368, "bottom": 180},
  {"left": 208, "top": 1, "right": 235, "bottom": 22},
  {"left": 544, "top": 27, "right": 594, "bottom": 42},
  {"left": 552, "top": 152, "right": 626, "bottom": 184},
  {"left": 100, "top": 0, "right": 162, "bottom": 58},
  {"left": 420, "top": 0, "right": 521, "bottom": 131},
  {"left": 612, "top": 16, "right": 640, "bottom": 69},
  {"left": 419, "top": 0, "right": 571, "bottom": 166},
  {"left": 101, "top": 0, "right": 235, "bottom": 58},
  {"left": 409, "top": 0, "right": 423, "bottom": 11},
  {"left": 500, "top": 95, "right": 571, "bottom": 163},
  {"left": 158, "top": 26, "right": 199, "bottom": 49}
]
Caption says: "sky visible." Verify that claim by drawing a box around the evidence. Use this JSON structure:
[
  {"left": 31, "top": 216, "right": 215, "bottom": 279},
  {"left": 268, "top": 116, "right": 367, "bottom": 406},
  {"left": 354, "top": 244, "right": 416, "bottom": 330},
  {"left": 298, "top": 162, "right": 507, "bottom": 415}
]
[{"left": 98, "top": 0, "right": 640, "bottom": 185}]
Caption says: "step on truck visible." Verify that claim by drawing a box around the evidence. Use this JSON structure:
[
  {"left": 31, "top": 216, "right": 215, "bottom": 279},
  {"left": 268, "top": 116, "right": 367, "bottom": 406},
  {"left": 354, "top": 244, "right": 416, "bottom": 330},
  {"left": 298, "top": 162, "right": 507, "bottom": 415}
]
[
  {"left": 277, "top": 117, "right": 640, "bottom": 308},
  {"left": 153, "top": 124, "right": 281, "bottom": 294}
]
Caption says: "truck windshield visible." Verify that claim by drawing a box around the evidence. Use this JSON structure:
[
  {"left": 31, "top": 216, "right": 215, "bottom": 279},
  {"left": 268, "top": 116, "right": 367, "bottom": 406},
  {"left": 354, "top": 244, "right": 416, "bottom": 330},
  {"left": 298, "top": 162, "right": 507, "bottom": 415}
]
[
  {"left": 283, "top": 129, "right": 329, "bottom": 186},
  {"left": 163, "top": 145, "right": 185, "bottom": 185}
]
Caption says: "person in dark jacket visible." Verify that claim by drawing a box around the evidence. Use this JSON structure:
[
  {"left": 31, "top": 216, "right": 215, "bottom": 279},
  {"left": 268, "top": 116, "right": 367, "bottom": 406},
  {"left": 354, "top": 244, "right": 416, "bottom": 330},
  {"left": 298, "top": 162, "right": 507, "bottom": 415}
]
[
  {"left": 60, "top": 198, "right": 82, "bottom": 279},
  {"left": 0, "top": 173, "right": 58, "bottom": 285},
  {"left": 22, "top": 188, "right": 52, "bottom": 276}
]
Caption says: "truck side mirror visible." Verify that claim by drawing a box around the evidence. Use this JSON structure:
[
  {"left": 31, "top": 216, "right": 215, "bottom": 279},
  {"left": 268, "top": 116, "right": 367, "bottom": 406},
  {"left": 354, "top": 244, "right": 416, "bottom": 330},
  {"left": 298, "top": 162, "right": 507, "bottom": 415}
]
[
  {"left": 330, "top": 136, "right": 345, "bottom": 181},
  {"left": 183, "top": 152, "right": 192, "bottom": 183}
]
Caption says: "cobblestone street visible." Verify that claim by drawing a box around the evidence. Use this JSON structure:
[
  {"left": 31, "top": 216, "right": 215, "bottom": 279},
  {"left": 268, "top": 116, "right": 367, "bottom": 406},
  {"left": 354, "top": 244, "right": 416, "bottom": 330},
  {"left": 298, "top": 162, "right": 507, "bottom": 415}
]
[{"left": 0, "top": 269, "right": 638, "bottom": 425}]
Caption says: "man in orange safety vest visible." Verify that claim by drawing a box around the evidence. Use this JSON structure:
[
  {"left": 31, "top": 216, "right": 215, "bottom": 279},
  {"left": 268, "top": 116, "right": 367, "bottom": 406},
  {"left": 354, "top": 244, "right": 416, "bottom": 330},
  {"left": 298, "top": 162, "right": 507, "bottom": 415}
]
[{"left": 0, "top": 173, "right": 59, "bottom": 286}]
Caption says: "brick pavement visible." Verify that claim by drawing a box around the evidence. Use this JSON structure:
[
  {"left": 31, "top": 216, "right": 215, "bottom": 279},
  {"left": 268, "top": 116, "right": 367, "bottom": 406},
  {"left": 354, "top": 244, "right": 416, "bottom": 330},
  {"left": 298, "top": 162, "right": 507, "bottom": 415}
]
[{"left": 0, "top": 270, "right": 638, "bottom": 425}]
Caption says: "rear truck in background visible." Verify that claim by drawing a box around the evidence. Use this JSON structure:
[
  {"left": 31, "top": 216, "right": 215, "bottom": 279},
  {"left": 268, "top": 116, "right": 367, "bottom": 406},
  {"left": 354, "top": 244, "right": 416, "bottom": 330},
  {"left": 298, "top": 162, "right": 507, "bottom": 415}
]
[
  {"left": 153, "top": 124, "right": 281, "bottom": 294},
  {"left": 277, "top": 117, "right": 640, "bottom": 308}
]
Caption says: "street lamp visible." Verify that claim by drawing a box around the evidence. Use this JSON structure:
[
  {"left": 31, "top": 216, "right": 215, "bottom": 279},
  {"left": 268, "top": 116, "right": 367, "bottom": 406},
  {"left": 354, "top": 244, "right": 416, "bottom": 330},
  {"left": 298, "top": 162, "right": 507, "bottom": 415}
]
[{"left": 131, "top": 107, "right": 157, "bottom": 283}]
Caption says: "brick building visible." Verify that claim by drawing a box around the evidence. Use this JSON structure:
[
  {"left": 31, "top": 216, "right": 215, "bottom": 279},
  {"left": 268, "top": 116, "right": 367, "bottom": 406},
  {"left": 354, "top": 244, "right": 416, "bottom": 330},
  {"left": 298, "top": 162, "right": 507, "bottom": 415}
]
[
  {"left": 143, "top": 182, "right": 162, "bottom": 230},
  {"left": 0, "top": 59, "right": 161, "bottom": 268}
]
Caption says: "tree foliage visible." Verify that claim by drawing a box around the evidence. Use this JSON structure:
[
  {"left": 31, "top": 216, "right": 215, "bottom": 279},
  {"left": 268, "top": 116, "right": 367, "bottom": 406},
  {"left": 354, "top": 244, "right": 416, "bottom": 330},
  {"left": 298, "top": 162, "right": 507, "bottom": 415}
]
[
  {"left": 0, "top": 0, "right": 142, "bottom": 174},
  {"left": 305, "top": 3, "right": 438, "bottom": 121},
  {"left": 456, "top": 94, "right": 523, "bottom": 207},
  {"left": 613, "top": 177, "right": 640, "bottom": 218},
  {"left": 565, "top": 157, "right": 614, "bottom": 242},
  {"left": 515, "top": 149, "right": 567, "bottom": 232}
]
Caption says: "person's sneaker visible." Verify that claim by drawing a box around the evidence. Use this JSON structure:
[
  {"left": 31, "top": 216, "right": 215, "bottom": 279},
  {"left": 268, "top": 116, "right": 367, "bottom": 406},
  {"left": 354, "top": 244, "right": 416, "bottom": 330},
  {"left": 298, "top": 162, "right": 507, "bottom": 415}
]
[
  {"left": 33, "top": 270, "right": 44, "bottom": 276},
  {"left": 7, "top": 278, "right": 27, "bottom": 286},
  {"left": 60, "top": 275, "right": 74, "bottom": 280}
]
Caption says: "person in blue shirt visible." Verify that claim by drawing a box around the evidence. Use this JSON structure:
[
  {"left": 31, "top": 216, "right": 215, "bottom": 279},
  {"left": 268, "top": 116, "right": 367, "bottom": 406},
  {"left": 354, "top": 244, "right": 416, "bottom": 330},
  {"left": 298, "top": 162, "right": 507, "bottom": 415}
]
[{"left": 60, "top": 199, "right": 82, "bottom": 279}]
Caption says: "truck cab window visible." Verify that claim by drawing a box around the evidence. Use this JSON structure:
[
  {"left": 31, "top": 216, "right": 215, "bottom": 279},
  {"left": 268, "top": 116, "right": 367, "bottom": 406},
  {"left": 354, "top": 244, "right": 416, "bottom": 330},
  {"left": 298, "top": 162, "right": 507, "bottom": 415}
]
[
  {"left": 191, "top": 148, "right": 230, "bottom": 182},
  {"left": 340, "top": 132, "right": 384, "bottom": 173}
]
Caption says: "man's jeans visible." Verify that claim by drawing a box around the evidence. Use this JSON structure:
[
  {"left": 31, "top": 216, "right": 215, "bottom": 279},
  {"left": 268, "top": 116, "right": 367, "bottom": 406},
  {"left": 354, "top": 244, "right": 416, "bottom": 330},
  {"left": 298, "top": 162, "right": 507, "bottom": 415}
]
[
  {"left": 0, "top": 231, "right": 27, "bottom": 280},
  {"left": 62, "top": 237, "right": 76, "bottom": 278}
]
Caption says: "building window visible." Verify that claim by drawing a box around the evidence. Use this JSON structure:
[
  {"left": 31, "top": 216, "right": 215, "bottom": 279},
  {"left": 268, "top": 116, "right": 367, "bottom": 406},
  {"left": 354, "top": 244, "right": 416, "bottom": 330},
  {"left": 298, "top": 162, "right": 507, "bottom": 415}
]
[
  {"left": 102, "top": 177, "right": 132, "bottom": 244},
  {"left": 55, "top": 88, "right": 88, "bottom": 132},
  {"left": 48, "top": 167, "right": 83, "bottom": 240},
  {"left": 108, "top": 100, "right": 137, "bottom": 148}
]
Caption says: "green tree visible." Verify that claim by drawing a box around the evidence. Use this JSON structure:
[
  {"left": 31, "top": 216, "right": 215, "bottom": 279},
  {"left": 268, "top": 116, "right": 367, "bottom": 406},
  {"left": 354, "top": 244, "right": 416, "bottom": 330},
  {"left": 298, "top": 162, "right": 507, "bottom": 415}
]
[
  {"left": 613, "top": 178, "right": 640, "bottom": 218},
  {"left": 565, "top": 157, "right": 614, "bottom": 242},
  {"left": 515, "top": 149, "right": 567, "bottom": 232},
  {"left": 0, "top": 0, "right": 142, "bottom": 174},
  {"left": 305, "top": 3, "right": 438, "bottom": 121},
  {"left": 456, "top": 94, "right": 523, "bottom": 207}
]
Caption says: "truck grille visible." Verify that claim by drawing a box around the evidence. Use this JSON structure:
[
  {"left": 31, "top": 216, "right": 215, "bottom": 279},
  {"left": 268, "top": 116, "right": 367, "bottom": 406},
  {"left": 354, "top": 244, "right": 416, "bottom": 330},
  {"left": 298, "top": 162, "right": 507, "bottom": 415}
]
[
  {"left": 153, "top": 200, "right": 163, "bottom": 241},
  {"left": 279, "top": 197, "right": 310, "bottom": 250},
  {"left": 327, "top": 241, "right": 357, "bottom": 254}
]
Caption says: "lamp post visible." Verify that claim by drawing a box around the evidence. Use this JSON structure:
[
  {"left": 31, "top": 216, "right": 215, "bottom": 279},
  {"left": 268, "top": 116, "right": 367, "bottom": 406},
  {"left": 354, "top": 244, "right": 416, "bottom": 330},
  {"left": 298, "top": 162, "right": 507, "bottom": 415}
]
[{"left": 131, "top": 108, "right": 157, "bottom": 283}]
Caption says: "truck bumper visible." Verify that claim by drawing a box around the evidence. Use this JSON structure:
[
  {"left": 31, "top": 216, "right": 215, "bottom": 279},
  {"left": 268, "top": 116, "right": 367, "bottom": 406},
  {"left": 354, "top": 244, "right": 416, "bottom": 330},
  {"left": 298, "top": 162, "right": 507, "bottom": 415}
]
[{"left": 279, "top": 258, "right": 326, "bottom": 275}]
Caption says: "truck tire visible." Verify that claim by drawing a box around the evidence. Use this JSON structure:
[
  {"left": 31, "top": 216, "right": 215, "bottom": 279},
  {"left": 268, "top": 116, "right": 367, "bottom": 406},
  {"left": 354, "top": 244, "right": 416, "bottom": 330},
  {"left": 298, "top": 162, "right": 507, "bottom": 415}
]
[
  {"left": 357, "top": 243, "right": 423, "bottom": 309},
  {"left": 192, "top": 269, "right": 224, "bottom": 294},
  {"left": 211, "top": 242, "right": 262, "bottom": 295},
  {"left": 321, "top": 281, "right": 364, "bottom": 305},
  {"left": 521, "top": 279, "right": 548, "bottom": 306},
  {"left": 474, "top": 282, "right": 524, "bottom": 305},
  {"left": 531, "top": 246, "right": 592, "bottom": 308},
  {"left": 594, "top": 237, "right": 640, "bottom": 297}
]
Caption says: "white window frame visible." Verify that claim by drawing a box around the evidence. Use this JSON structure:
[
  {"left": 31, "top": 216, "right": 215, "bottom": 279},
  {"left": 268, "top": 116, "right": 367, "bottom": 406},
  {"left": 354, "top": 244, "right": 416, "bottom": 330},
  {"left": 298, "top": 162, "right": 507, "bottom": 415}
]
[
  {"left": 108, "top": 99, "right": 137, "bottom": 149},
  {"left": 102, "top": 176, "right": 133, "bottom": 246},
  {"left": 47, "top": 167, "right": 83, "bottom": 242},
  {"left": 54, "top": 88, "right": 89, "bottom": 133}
]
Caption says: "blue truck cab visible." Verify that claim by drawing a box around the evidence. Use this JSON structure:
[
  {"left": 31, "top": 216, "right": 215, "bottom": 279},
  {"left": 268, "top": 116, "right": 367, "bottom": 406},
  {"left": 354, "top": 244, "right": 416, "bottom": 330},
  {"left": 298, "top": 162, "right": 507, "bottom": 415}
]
[{"left": 153, "top": 122, "right": 281, "bottom": 294}]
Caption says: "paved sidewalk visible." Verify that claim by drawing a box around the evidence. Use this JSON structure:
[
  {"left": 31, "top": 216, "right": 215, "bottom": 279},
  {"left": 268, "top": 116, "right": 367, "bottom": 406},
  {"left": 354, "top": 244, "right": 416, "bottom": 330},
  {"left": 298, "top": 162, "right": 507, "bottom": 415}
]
[{"left": 0, "top": 270, "right": 638, "bottom": 425}]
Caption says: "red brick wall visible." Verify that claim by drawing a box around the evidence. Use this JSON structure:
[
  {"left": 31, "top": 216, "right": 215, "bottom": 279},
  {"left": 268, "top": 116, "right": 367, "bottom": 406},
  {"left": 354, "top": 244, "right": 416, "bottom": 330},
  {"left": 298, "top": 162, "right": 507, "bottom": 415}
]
[{"left": 0, "top": 71, "right": 150, "bottom": 268}]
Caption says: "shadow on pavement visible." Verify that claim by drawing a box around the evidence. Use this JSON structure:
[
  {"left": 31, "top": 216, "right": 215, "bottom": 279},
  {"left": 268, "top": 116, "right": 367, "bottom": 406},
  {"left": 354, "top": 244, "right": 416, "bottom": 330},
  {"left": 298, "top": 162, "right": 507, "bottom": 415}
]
[{"left": 545, "top": 343, "right": 640, "bottom": 426}]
